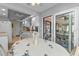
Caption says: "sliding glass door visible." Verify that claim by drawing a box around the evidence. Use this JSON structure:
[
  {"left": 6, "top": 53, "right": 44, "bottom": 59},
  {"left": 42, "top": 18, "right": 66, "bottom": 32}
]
[{"left": 55, "top": 12, "right": 74, "bottom": 52}]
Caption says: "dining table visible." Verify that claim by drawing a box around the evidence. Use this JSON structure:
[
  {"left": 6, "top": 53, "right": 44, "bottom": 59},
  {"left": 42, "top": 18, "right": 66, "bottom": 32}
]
[{"left": 10, "top": 37, "right": 70, "bottom": 56}]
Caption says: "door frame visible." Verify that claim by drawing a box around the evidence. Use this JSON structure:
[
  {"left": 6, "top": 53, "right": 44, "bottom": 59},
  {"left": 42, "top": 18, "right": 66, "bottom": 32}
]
[{"left": 53, "top": 7, "right": 78, "bottom": 52}]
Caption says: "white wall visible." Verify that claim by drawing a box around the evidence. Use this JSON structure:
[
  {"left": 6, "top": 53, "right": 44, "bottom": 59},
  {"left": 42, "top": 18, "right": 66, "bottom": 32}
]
[
  {"left": 37, "top": 15, "right": 43, "bottom": 38},
  {"left": 15, "top": 21, "right": 21, "bottom": 35}
]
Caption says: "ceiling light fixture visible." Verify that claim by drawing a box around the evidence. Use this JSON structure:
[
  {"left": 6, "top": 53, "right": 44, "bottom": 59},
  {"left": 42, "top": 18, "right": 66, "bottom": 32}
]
[
  {"left": 31, "top": 3, "right": 40, "bottom": 6},
  {"left": 1, "top": 9, "right": 6, "bottom": 11},
  {"left": 31, "top": 0, "right": 40, "bottom": 6},
  {"left": 2, "top": 13, "right": 6, "bottom": 15}
]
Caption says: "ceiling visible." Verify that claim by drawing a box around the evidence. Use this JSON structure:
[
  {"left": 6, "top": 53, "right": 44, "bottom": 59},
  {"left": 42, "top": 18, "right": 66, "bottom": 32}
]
[
  {"left": 8, "top": 9, "right": 30, "bottom": 21},
  {"left": 19, "top": 3, "right": 57, "bottom": 13},
  {"left": 0, "top": 3, "right": 58, "bottom": 17},
  {"left": 0, "top": 3, "right": 79, "bottom": 19}
]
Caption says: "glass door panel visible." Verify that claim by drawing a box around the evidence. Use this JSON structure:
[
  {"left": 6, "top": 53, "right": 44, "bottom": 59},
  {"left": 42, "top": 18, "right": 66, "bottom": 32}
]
[
  {"left": 43, "top": 16, "right": 51, "bottom": 41},
  {"left": 55, "top": 12, "right": 74, "bottom": 52}
]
